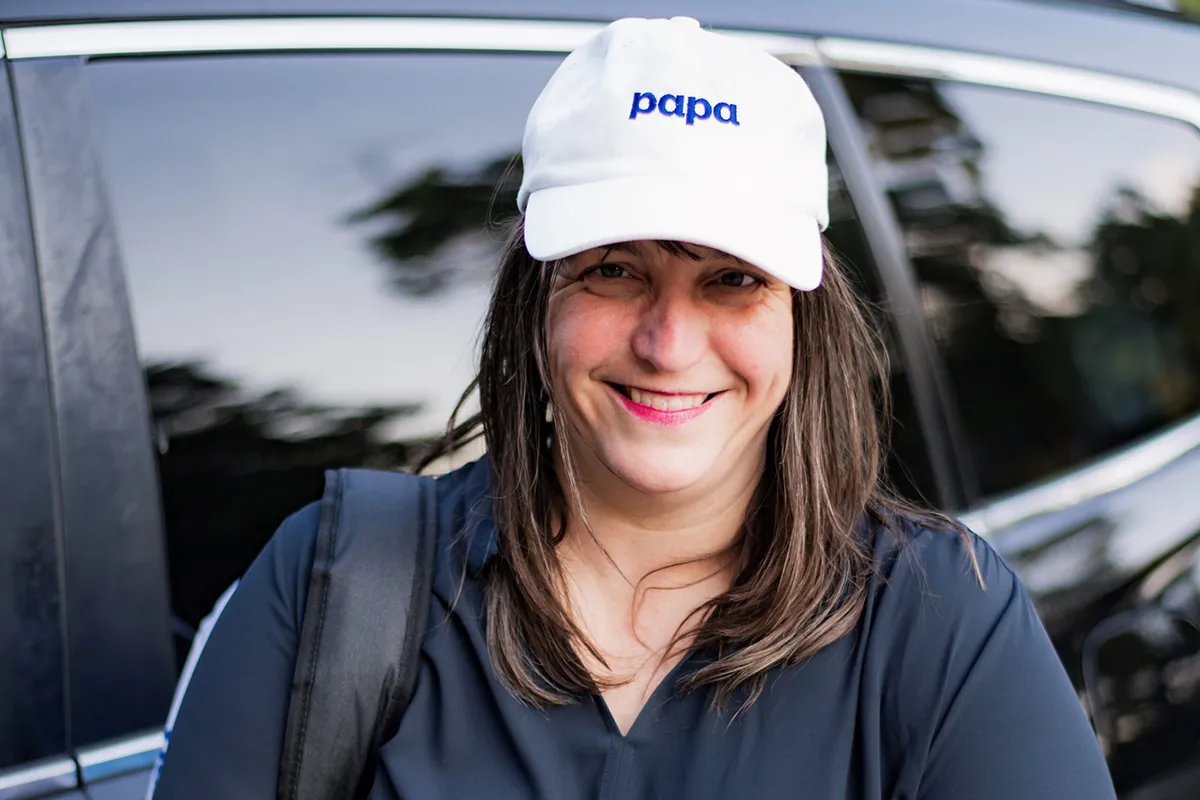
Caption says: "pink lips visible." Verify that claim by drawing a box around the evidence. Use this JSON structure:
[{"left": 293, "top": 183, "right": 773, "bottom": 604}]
[{"left": 611, "top": 385, "right": 716, "bottom": 427}]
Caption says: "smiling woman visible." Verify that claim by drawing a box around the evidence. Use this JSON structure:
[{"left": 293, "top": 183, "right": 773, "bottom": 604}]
[
  {"left": 436, "top": 218, "right": 898, "bottom": 727},
  {"left": 149, "top": 15, "right": 1118, "bottom": 800}
]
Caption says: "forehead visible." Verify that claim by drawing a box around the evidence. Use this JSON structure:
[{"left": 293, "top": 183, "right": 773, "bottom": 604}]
[{"left": 594, "top": 240, "right": 746, "bottom": 265}]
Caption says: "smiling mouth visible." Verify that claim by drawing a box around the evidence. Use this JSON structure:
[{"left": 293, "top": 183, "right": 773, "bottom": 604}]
[{"left": 606, "top": 383, "right": 722, "bottom": 411}]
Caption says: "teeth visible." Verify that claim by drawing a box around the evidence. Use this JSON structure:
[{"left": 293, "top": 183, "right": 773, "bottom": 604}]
[{"left": 628, "top": 387, "right": 707, "bottom": 411}]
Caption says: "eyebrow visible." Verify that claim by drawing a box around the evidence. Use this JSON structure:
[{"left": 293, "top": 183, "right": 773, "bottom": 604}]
[
  {"left": 598, "top": 242, "right": 641, "bottom": 261},
  {"left": 598, "top": 241, "right": 749, "bottom": 267}
]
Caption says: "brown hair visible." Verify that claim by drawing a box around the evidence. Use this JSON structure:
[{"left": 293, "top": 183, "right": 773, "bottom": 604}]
[{"left": 421, "top": 218, "right": 976, "bottom": 710}]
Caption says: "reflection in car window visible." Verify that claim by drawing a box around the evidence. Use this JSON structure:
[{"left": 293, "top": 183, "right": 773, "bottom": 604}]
[
  {"left": 842, "top": 74, "right": 1200, "bottom": 499},
  {"left": 87, "top": 53, "right": 560, "bottom": 656}
]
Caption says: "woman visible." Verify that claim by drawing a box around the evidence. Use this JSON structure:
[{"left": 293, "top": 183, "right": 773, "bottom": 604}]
[{"left": 151, "top": 16, "right": 1116, "bottom": 799}]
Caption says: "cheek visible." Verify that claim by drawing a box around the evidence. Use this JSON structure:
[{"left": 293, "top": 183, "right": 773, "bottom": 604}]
[
  {"left": 546, "top": 295, "right": 634, "bottom": 384},
  {"left": 716, "top": 303, "right": 794, "bottom": 401}
]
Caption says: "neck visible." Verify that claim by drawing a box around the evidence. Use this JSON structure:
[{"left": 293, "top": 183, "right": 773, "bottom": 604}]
[
  {"left": 551, "top": 446, "right": 763, "bottom": 677},
  {"left": 554, "top": 445, "right": 764, "bottom": 594}
]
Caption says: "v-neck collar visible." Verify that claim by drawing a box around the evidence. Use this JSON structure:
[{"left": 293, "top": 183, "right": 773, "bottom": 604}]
[{"left": 592, "top": 648, "right": 705, "bottom": 742}]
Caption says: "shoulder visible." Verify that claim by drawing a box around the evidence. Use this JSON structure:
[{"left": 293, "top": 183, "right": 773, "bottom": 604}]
[
  {"left": 853, "top": 514, "right": 1020, "bottom": 719},
  {"left": 856, "top": 511, "right": 1036, "bottom": 722},
  {"left": 851, "top": 513, "right": 1114, "bottom": 798},
  {"left": 864, "top": 511, "right": 1019, "bottom": 629},
  {"left": 266, "top": 457, "right": 491, "bottom": 562},
  {"left": 855, "top": 512, "right": 1032, "bottom": 700},
  {"left": 267, "top": 500, "right": 322, "bottom": 564},
  {"left": 427, "top": 456, "right": 496, "bottom": 575},
  {"left": 429, "top": 455, "right": 492, "bottom": 510},
  {"left": 241, "top": 500, "right": 322, "bottom": 633},
  {"left": 260, "top": 457, "right": 493, "bottom": 604}
]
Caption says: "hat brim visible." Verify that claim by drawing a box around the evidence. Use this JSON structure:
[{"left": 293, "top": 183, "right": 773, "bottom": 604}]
[{"left": 522, "top": 177, "right": 823, "bottom": 291}]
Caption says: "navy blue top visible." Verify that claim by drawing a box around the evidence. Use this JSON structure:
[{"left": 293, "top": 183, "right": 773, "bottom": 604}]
[{"left": 152, "top": 457, "right": 1116, "bottom": 798}]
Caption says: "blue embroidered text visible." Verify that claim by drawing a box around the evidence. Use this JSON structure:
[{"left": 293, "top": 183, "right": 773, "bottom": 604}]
[{"left": 629, "top": 92, "right": 740, "bottom": 126}]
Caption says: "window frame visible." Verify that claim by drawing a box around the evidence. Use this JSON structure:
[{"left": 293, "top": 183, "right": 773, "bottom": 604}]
[
  {"left": 2, "top": 15, "right": 1200, "bottom": 793},
  {"left": 0, "top": 46, "right": 72, "bottom": 790},
  {"left": 0, "top": 757, "right": 80, "bottom": 800},
  {"left": 6, "top": 51, "right": 178, "bottom": 767}
]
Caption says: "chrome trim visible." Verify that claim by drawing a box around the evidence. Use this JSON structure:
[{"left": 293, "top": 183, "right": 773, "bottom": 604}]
[
  {"left": 3, "top": 17, "right": 599, "bottom": 58},
  {"left": 973, "top": 414, "right": 1200, "bottom": 533},
  {"left": 0, "top": 17, "right": 818, "bottom": 63},
  {"left": 817, "top": 37, "right": 1200, "bottom": 130},
  {"left": 727, "top": 31, "right": 821, "bottom": 65},
  {"left": 77, "top": 730, "right": 164, "bottom": 784},
  {"left": 4, "top": 18, "right": 1194, "bottom": 124},
  {"left": 0, "top": 757, "right": 77, "bottom": 800}
]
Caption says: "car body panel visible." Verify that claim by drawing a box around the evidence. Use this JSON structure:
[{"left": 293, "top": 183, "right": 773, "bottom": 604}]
[
  {"left": 8, "top": 56, "right": 176, "bottom": 749},
  {"left": 0, "top": 59, "right": 69, "bottom": 773}
]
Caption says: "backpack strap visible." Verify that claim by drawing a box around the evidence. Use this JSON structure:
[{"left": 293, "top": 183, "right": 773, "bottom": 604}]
[{"left": 278, "top": 468, "right": 437, "bottom": 800}]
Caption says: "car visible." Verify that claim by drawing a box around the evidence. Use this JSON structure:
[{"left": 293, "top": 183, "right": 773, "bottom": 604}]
[{"left": 0, "top": 1, "right": 1198, "bottom": 798}]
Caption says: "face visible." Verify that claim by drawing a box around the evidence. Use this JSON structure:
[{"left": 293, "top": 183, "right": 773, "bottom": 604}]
[{"left": 546, "top": 240, "right": 795, "bottom": 498}]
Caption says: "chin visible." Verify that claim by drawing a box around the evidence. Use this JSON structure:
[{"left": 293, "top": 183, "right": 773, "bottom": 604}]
[{"left": 599, "top": 446, "right": 720, "bottom": 495}]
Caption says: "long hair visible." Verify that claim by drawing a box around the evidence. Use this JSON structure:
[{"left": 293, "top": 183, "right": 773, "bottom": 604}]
[{"left": 420, "top": 218, "right": 976, "bottom": 710}]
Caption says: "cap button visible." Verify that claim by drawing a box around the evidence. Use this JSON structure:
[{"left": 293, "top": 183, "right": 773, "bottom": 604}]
[{"left": 670, "top": 16, "right": 701, "bottom": 28}]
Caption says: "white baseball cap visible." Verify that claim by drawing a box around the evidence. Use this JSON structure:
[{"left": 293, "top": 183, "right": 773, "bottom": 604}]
[{"left": 517, "top": 16, "right": 830, "bottom": 291}]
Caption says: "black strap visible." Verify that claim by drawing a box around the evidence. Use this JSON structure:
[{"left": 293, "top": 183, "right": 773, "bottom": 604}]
[{"left": 278, "top": 468, "right": 437, "bottom": 800}]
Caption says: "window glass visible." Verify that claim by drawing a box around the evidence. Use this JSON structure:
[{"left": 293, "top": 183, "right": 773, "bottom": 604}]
[
  {"left": 842, "top": 73, "right": 1200, "bottom": 498},
  {"left": 88, "top": 55, "right": 938, "bottom": 661}
]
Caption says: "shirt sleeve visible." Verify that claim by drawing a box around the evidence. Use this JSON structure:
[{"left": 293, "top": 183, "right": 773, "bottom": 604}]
[
  {"left": 149, "top": 502, "right": 321, "bottom": 799},
  {"left": 890, "top": 527, "right": 1117, "bottom": 800}
]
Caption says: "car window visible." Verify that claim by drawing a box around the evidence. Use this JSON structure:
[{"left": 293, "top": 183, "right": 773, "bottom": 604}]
[
  {"left": 87, "top": 53, "right": 938, "bottom": 656},
  {"left": 86, "top": 52, "right": 558, "bottom": 654},
  {"left": 841, "top": 73, "right": 1200, "bottom": 499}
]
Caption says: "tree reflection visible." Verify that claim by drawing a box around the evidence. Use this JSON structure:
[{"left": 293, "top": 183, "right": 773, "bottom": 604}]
[
  {"left": 346, "top": 153, "right": 522, "bottom": 296},
  {"left": 844, "top": 74, "right": 1070, "bottom": 494},
  {"left": 1088, "top": 183, "right": 1200, "bottom": 414},
  {"left": 843, "top": 72, "right": 1200, "bottom": 498},
  {"left": 146, "top": 362, "right": 422, "bottom": 638},
  {"left": 150, "top": 153, "right": 527, "bottom": 662}
]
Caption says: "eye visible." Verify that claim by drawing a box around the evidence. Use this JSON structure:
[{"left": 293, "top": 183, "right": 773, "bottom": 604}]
[
  {"left": 714, "top": 270, "right": 763, "bottom": 289},
  {"left": 584, "top": 262, "right": 632, "bottom": 280},
  {"left": 575, "top": 260, "right": 643, "bottom": 298}
]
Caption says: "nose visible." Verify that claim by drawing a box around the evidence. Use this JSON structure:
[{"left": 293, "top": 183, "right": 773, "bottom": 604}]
[{"left": 630, "top": 291, "right": 708, "bottom": 374}]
